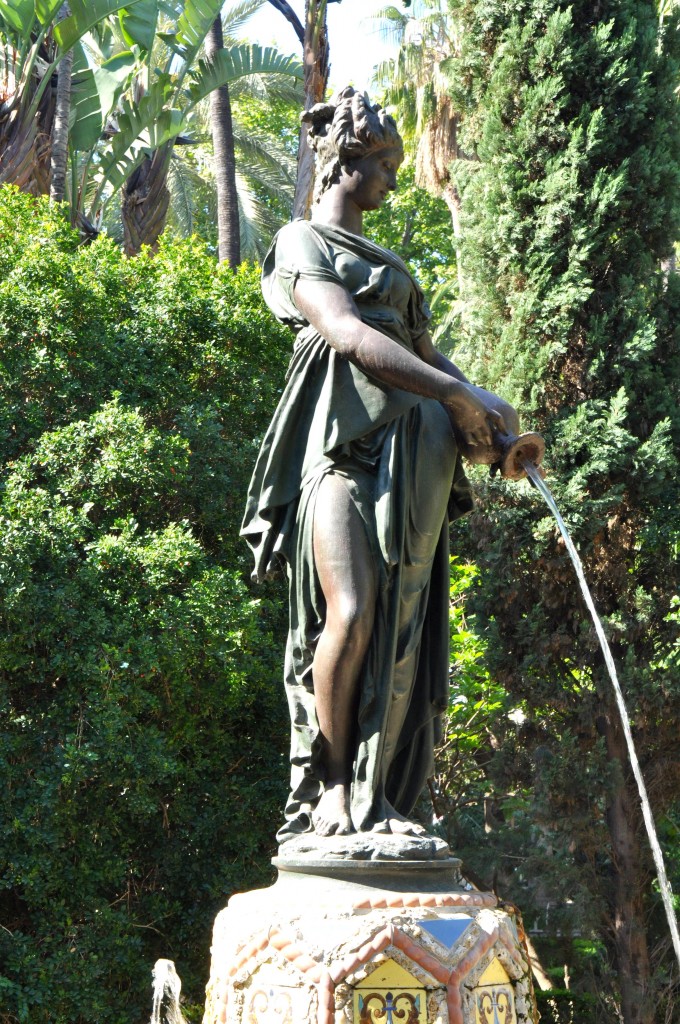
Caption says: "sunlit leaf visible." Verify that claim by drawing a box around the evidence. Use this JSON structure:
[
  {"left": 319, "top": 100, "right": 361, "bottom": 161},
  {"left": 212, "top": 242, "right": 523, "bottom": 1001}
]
[
  {"left": 54, "top": 0, "right": 144, "bottom": 53},
  {"left": 187, "top": 45, "right": 302, "bottom": 106},
  {"left": 175, "top": 0, "right": 223, "bottom": 56},
  {"left": 0, "top": 0, "right": 34, "bottom": 37},
  {"left": 119, "top": 0, "right": 159, "bottom": 52},
  {"left": 35, "top": 0, "right": 63, "bottom": 28},
  {"left": 95, "top": 51, "right": 138, "bottom": 123}
]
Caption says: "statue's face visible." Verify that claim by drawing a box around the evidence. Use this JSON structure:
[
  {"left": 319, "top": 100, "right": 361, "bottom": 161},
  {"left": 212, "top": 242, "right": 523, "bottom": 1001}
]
[{"left": 339, "top": 144, "right": 404, "bottom": 211}]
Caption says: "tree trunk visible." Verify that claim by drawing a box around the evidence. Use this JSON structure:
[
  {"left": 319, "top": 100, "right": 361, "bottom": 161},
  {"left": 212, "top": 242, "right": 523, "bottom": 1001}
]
[
  {"left": 121, "top": 143, "right": 172, "bottom": 256},
  {"left": 442, "top": 182, "right": 465, "bottom": 300},
  {"left": 661, "top": 250, "right": 676, "bottom": 278},
  {"left": 266, "top": 0, "right": 304, "bottom": 44},
  {"left": 600, "top": 711, "right": 654, "bottom": 1024},
  {"left": 206, "top": 17, "right": 240, "bottom": 267},
  {"left": 292, "top": 0, "right": 330, "bottom": 220},
  {"left": 50, "top": 6, "right": 73, "bottom": 205},
  {"left": 0, "top": 81, "right": 55, "bottom": 196}
]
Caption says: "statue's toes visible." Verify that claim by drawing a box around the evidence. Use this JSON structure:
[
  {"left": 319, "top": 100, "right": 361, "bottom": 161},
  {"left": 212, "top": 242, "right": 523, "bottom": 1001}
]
[
  {"left": 311, "top": 814, "right": 332, "bottom": 836},
  {"left": 389, "top": 817, "right": 426, "bottom": 836}
]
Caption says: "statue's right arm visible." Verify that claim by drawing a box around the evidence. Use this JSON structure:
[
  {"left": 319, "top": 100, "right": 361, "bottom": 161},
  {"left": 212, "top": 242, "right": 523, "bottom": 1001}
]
[{"left": 293, "top": 276, "right": 502, "bottom": 449}]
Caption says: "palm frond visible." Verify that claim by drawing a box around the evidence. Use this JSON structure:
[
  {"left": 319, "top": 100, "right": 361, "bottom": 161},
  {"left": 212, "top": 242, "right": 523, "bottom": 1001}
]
[
  {"left": 228, "top": 71, "right": 303, "bottom": 106},
  {"left": 365, "top": 6, "right": 409, "bottom": 46},
  {"left": 235, "top": 170, "right": 280, "bottom": 260},
  {"left": 236, "top": 161, "right": 293, "bottom": 212},
  {"left": 167, "top": 152, "right": 196, "bottom": 235},
  {"left": 187, "top": 44, "right": 302, "bottom": 105},
  {"left": 232, "top": 121, "right": 296, "bottom": 181},
  {"left": 221, "top": 0, "right": 268, "bottom": 39},
  {"left": 165, "top": 150, "right": 218, "bottom": 240}
]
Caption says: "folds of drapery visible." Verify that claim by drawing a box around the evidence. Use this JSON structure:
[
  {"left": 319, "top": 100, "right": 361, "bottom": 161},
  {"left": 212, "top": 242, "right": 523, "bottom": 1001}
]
[{"left": 241, "top": 220, "right": 473, "bottom": 840}]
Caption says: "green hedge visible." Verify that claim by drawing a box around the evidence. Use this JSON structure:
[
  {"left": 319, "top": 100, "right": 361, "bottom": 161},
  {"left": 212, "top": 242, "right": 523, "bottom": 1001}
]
[{"left": 0, "top": 187, "right": 291, "bottom": 1023}]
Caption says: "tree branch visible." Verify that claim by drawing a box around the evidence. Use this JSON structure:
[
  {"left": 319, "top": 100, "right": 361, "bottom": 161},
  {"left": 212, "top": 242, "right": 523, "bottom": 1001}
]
[{"left": 266, "top": 0, "right": 305, "bottom": 46}]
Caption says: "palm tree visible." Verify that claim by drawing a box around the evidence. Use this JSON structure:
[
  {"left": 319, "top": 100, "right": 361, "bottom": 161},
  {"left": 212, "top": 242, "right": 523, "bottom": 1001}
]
[
  {"left": 203, "top": 0, "right": 288, "bottom": 264},
  {"left": 206, "top": 15, "right": 240, "bottom": 265},
  {"left": 109, "top": 0, "right": 302, "bottom": 254},
  {"left": 374, "top": 1, "right": 466, "bottom": 292},
  {"left": 50, "top": 4, "right": 73, "bottom": 204},
  {"left": 164, "top": 83, "right": 300, "bottom": 258},
  {"left": 0, "top": 0, "right": 135, "bottom": 196},
  {"left": 196, "top": 0, "right": 331, "bottom": 231}
]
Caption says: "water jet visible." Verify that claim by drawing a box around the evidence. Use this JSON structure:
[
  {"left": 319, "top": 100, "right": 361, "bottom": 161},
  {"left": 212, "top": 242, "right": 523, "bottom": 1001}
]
[{"left": 522, "top": 457, "right": 680, "bottom": 973}]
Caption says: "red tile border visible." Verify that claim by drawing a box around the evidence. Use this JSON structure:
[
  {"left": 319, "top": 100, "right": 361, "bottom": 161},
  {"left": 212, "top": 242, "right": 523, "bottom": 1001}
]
[{"left": 351, "top": 892, "right": 498, "bottom": 911}]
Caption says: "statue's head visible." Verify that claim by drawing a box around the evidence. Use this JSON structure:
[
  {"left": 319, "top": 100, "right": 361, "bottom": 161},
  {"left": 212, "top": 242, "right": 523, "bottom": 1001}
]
[{"left": 302, "top": 86, "right": 403, "bottom": 203}]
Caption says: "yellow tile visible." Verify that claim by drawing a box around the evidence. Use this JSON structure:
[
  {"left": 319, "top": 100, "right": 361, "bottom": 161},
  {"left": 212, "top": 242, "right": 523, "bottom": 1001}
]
[
  {"left": 355, "top": 958, "right": 422, "bottom": 991},
  {"left": 476, "top": 957, "right": 510, "bottom": 987},
  {"left": 354, "top": 959, "right": 427, "bottom": 1023}
]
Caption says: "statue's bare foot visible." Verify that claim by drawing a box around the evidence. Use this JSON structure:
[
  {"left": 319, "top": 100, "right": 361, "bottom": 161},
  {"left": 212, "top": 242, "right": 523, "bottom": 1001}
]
[
  {"left": 313, "top": 782, "right": 354, "bottom": 837},
  {"left": 384, "top": 803, "right": 427, "bottom": 836}
]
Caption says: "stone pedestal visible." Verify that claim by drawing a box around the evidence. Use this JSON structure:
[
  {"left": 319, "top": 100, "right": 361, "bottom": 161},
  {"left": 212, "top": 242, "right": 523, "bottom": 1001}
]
[{"left": 203, "top": 844, "right": 537, "bottom": 1024}]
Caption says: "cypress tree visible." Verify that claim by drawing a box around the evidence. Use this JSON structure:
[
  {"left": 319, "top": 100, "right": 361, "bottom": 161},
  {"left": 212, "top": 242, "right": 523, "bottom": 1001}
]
[{"left": 444, "top": 2, "right": 680, "bottom": 1020}]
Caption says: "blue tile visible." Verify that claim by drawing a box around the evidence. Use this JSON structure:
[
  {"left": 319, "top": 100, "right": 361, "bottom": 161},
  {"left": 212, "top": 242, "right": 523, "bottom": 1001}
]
[{"left": 418, "top": 917, "right": 472, "bottom": 949}]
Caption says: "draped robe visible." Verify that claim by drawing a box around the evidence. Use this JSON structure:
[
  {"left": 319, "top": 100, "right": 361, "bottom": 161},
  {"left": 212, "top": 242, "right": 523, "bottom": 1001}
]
[{"left": 241, "top": 220, "right": 472, "bottom": 842}]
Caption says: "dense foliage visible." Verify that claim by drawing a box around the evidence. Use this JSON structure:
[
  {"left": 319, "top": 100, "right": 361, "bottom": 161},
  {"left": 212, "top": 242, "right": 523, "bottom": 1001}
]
[
  {"left": 0, "top": 187, "right": 291, "bottom": 1023},
  {"left": 3, "top": 2, "right": 680, "bottom": 1014},
  {"left": 440, "top": 2, "right": 680, "bottom": 1021}
]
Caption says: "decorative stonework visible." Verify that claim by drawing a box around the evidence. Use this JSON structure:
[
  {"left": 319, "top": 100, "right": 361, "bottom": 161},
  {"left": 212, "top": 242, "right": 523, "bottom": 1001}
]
[
  {"left": 203, "top": 860, "right": 538, "bottom": 1024},
  {"left": 353, "top": 960, "right": 427, "bottom": 1024},
  {"left": 240, "top": 963, "right": 317, "bottom": 1024},
  {"left": 472, "top": 959, "right": 516, "bottom": 1024}
]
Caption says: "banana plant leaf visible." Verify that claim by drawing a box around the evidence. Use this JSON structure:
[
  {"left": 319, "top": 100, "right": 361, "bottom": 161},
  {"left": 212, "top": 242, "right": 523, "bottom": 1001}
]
[
  {"left": 70, "top": 43, "right": 102, "bottom": 153},
  {"left": 0, "top": 0, "right": 34, "bottom": 39},
  {"left": 35, "top": 0, "right": 65, "bottom": 25},
  {"left": 70, "top": 48, "right": 137, "bottom": 152},
  {"left": 186, "top": 44, "right": 303, "bottom": 105},
  {"left": 162, "top": 0, "right": 223, "bottom": 61},
  {"left": 118, "top": 0, "right": 159, "bottom": 52},
  {"left": 54, "top": 0, "right": 145, "bottom": 54}
]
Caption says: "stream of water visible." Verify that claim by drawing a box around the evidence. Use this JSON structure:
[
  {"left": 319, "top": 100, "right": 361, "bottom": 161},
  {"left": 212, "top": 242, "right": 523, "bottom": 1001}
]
[
  {"left": 150, "top": 959, "right": 184, "bottom": 1024},
  {"left": 523, "top": 461, "right": 680, "bottom": 971}
]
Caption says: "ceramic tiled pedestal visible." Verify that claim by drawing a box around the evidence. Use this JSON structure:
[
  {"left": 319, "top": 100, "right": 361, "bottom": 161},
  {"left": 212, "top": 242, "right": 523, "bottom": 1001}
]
[{"left": 203, "top": 855, "right": 538, "bottom": 1024}]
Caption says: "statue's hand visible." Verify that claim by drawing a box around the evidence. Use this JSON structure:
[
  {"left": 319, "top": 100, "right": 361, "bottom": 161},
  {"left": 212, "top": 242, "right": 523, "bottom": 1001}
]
[{"left": 445, "top": 383, "right": 507, "bottom": 448}]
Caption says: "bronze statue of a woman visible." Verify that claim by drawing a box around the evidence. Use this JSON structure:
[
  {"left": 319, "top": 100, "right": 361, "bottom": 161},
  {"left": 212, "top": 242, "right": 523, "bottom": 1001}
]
[{"left": 242, "top": 88, "right": 526, "bottom": 845}]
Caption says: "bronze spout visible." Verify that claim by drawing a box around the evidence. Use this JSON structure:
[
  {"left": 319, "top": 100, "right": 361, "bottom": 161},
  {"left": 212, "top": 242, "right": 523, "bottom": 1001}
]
[{"left": 448, "top": 386, "right": 545, "bottom": 480}]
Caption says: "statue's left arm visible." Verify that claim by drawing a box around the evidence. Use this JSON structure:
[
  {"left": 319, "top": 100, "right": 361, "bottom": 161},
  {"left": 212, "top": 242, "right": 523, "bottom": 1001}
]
[
  {"left": 413, "top": 330, "right": 471, "bottom": 384},
  {"left": 413, "top": 330, "right": 521, "bottom": 437}
]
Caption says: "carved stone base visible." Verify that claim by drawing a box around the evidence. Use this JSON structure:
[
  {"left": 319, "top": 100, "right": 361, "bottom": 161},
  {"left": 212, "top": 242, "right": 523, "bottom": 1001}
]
[
  {"left": 278, "top": 831, "right": 453, "bottom": 863},
  {"left": 203, "top": 856, "right": 538, "bottom": 1024}
]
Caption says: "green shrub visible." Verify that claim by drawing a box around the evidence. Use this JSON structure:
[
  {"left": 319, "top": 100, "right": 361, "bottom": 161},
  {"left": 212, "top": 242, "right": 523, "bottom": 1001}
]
[
  {"left": 444, "top": 0, "right": 680, "bottom": 1016},
  {"left": 0, "top": 187, "right": 291, "bottom": 1023}
]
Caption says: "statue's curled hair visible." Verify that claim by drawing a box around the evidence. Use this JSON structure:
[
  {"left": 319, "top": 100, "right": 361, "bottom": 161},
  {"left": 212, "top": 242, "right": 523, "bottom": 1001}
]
[{"left": 301, "top": 87, "right": 402, "bottom": 202}]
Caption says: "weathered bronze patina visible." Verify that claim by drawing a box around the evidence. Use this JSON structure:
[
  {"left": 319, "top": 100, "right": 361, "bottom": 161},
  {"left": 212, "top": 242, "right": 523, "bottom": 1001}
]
[{"left": 242, "top": 87, "right": 536, "bottom": 847}]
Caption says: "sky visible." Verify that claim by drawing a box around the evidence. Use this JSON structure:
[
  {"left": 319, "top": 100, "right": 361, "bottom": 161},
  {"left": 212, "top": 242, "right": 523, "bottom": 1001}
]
[{"left": 237, "top": 0, "right": 401, "bottom": 95}]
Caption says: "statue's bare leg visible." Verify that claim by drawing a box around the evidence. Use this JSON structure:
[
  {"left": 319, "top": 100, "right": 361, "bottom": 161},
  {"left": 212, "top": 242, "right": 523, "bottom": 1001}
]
[{"left": 312, "top": 473, "right": 377, "bottom": 837}]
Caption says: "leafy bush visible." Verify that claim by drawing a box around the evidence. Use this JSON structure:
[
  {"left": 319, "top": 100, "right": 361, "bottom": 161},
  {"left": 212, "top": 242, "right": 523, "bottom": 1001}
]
[
  {"left": 444, "top": 1, "right": 680, "bottom": 1017},
  {"left": 0, "top": 187, "right": 291, "bottom": 1023}
]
